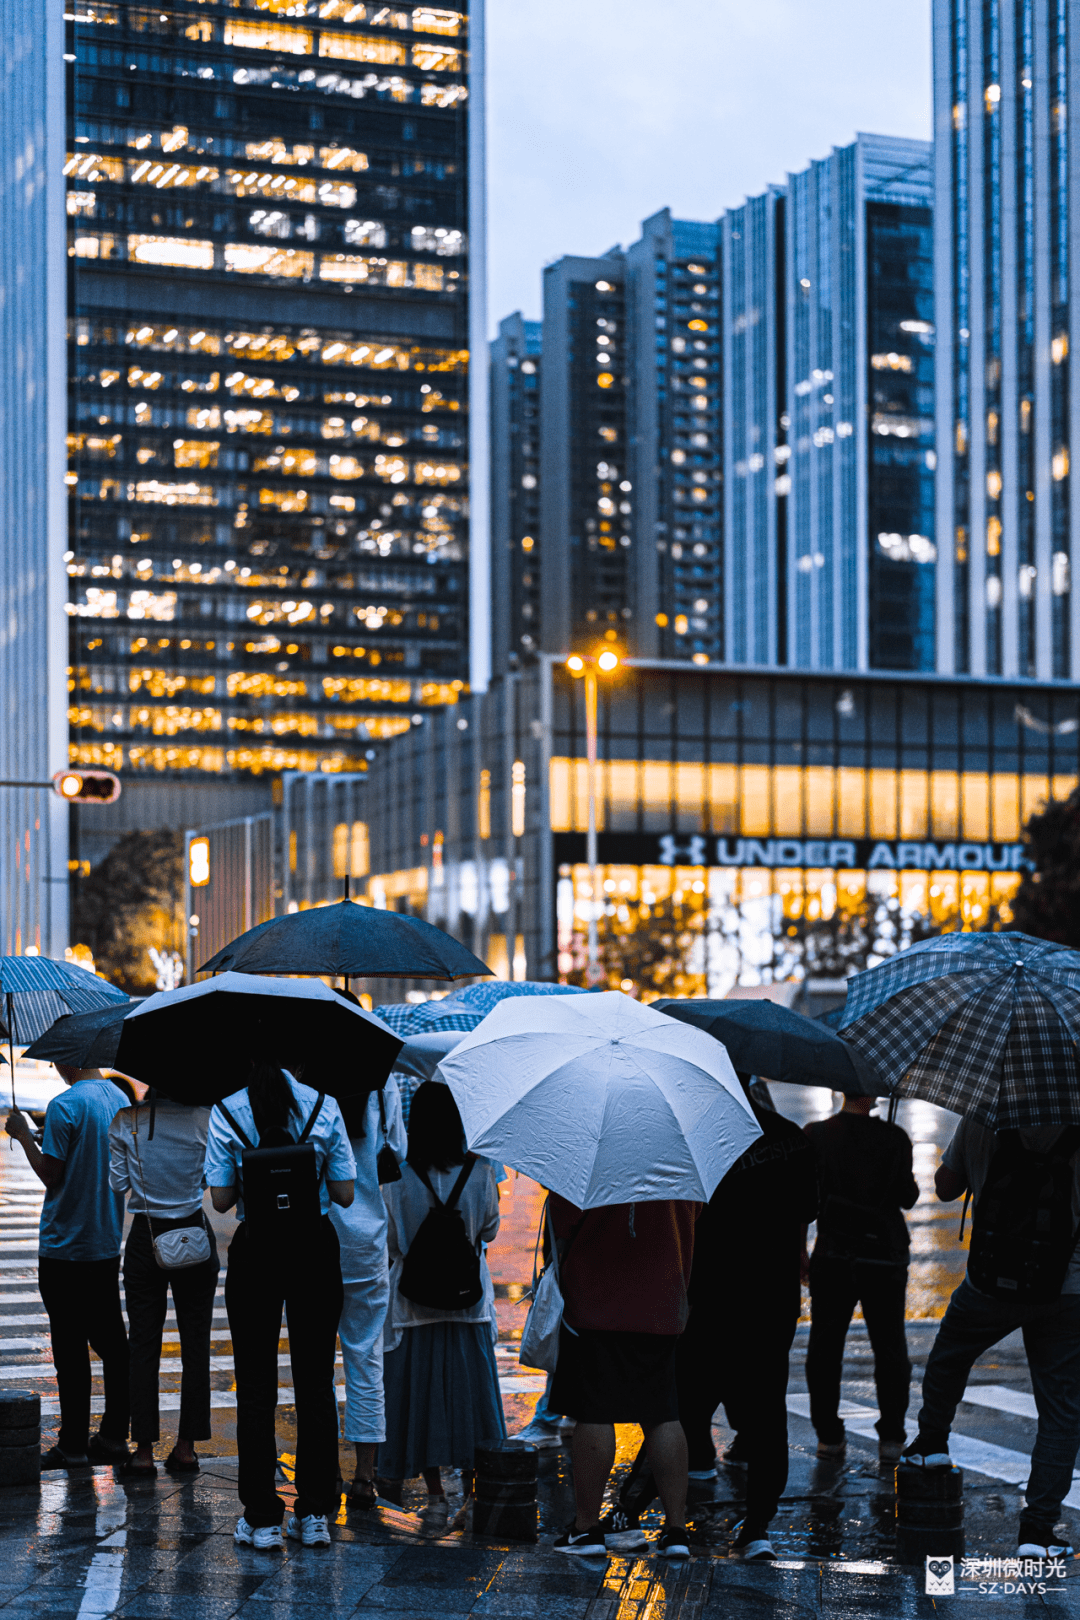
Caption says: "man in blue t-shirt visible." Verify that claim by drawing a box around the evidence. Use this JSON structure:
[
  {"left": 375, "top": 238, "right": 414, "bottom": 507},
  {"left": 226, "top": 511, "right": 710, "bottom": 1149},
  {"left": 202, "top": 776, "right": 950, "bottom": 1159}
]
[{"left": 6, "top": 1065, "right": 131, "bottom": 1469}]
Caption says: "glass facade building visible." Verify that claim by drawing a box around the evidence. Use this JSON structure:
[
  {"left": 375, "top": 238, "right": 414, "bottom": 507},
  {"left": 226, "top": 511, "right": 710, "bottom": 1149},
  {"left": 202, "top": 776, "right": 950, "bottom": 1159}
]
[
  {"left": 65, "top": 0, "right": 474, "bottom": 801},
  {"left": 933, "top": 0, "right": 1080, "bottom": 680},
  {"left": 489, "top": 311, "right": 540, "bottom": 672}
]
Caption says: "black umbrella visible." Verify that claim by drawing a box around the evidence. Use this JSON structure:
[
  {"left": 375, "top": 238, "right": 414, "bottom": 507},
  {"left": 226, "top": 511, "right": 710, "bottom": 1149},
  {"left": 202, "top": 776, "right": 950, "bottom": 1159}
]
[
  {"left": 114, "top": 971, "right": 403, "bottom": 1106},
  {"left": 653, "top": 998, "right": 884, "bottom": 1096},
  {"left": 23, "top": 1002, "right": 138, "bottom": 1070},
  {"left": 198, "top": 901, "right": 491, "bottom": 982}
]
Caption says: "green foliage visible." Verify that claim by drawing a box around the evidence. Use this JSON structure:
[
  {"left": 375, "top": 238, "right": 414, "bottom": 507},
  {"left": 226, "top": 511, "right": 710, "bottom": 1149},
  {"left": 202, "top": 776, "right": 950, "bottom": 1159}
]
[
  {"left": 1009, "top": 786, "right": 1080, "bottom": 946},
  {"left": 73, "top": 828, "right": 185, "bottom": 994}
]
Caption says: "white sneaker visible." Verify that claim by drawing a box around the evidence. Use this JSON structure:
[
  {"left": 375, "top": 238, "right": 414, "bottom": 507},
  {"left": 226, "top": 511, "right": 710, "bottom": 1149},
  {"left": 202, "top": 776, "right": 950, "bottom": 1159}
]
[
  {"left": 234, "top": 1517, "right": 283, "bottom": 1551},
  {"left": 514, "top": 1419, "right": 563, "bottom": 1450},
  {"left": 1018, "top": 1540, "right": 1074, "bottom": 1558},
  {"left": 285, "top": 1513, "right": 331, "bottom": 1547}
]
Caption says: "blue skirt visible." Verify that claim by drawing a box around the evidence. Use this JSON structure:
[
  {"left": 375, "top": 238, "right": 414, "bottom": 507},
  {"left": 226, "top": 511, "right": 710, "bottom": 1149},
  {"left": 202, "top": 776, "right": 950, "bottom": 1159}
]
[{"left": 378, "top": 1321, "right": 507, "bottom": 1479}]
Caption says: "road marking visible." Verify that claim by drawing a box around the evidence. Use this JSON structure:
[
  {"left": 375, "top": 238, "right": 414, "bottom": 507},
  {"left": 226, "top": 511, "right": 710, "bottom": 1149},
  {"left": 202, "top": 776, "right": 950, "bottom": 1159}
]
[{"left": 961, "top": 1384, "right": 1039, "bottom": 1421}]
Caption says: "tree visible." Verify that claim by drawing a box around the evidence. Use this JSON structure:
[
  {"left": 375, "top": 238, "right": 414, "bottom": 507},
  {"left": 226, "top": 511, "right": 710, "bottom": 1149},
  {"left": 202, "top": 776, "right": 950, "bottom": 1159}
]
[
  {"left": 73, "top": 828, "right": 185, "bottom": 995},
  {"left": 1008, "top": 786, "right": 1080, "bottom": 946}
]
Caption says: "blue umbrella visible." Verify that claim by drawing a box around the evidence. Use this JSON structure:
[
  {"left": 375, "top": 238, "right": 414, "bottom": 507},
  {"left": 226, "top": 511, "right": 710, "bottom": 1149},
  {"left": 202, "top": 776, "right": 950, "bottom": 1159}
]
[
  {"left": 23, "top": 1001, "right": 138, "bottom": 1070},
  {"left": 376, "top": 980, "right": 584, "bottom": 1037},
  {"left": 198, "top": 901, "right": 490, "bottom": 982},
  {"left": 0, "top": 957, "right": 127, "bottom": 1045},
  {"left": 653, "top": 997, "right": 882, "bottom": 1096},
  {"left": 839, "top": 931, "right": 1080, "bottom": 1129}
]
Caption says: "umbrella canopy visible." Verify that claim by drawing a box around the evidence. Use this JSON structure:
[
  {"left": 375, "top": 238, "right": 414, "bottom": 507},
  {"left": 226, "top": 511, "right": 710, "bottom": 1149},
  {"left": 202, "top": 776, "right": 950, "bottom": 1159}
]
[
  {"left": 198, "top": 901, "right": 490, "bottom": 981},
  {"left": 115, "top": 971, "right": 403, "bottom": 1106},
  {"left": 839, "top": 931, "right": 1080, "bottom": 1129},
  {"left": 437, "top": 990, "right": 761, "bottom": 1208},
  {"left": 0, "top": 958, "right": 127, "bottom": 1045},
  {"left": 23, "top": 1001, "right": 138, "bottom": 1070},
  {"left": 392, "top": 1030, "right": 467, "bottom": 1084},
  {"left": 375, "top": 980, "right": 584, "bottom": 1037},
  {"left": 653, "top": 998, "right": 882, "bottom": 1096}
]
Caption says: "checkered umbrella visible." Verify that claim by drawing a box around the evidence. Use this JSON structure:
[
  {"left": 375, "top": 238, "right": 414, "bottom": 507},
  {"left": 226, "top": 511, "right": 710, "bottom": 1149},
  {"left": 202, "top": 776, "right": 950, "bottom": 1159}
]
[
  {"left": 839, "top": 932, "right": 1080, "bottom": 1128},
  {"left": 376, "top": 981, "right": 584, "bottom": 1038}
]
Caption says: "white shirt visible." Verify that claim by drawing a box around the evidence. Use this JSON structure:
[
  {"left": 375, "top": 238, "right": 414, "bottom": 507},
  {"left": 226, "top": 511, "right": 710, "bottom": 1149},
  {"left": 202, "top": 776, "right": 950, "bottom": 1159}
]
[
  {"left": 383, "top": 1157, "right": 500, "bottom": 1353},
  {"left": 330, "top": 1077, "right": 407, "bottom": 1282},
  {"left": 110, "top": 1101, "right": 210, "bottom": 1220},
  {"left": 204, "top": 1076, "right": 356, "bottom": 1221}
]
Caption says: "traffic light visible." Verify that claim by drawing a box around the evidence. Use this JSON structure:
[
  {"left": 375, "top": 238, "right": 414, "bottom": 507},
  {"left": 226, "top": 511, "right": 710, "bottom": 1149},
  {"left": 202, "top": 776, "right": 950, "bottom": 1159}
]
[
  {"left": 188, "top": 836, "right": 210, "bottom": 888},
  {"left": 53, "top": 770, "right": 121, "bottom": 804}
]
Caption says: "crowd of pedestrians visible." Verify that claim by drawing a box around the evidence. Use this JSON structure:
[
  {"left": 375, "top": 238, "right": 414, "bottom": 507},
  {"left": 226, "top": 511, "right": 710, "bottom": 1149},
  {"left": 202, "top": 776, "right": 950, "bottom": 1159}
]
[{"left": 5, "top": 1045, "right": 1080, "bottom": 1565}]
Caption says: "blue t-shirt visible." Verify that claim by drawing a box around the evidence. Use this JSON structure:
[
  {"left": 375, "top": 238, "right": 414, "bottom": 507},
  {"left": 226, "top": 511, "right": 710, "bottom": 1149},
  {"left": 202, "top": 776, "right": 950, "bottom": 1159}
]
[{"left": 39, "top": 1078, "right": 128, "bottom": 1261}]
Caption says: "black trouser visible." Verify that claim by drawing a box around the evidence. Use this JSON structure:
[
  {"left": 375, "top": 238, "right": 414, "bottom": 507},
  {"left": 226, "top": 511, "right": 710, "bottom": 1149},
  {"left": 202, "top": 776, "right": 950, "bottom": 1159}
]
[
  {"left": 620, "top": 1300, "right": 797, "bottom": 1537},
  {"left": 124, "top": 1213, "right": 219, "bottom": 1444},
  {"left": 38, "top": 1254, "right": 129, "bottom": 1456},
  {"left": 225, "top": 1216, "right": 344, "bottom": 1526},
  {"left": 806, "top": 1252, "right": 911, "bottom": 1443}
]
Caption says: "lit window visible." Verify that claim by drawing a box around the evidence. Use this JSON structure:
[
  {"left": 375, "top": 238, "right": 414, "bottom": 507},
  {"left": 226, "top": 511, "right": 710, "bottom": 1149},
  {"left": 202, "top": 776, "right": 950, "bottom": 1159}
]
[
  {"left": 223, "top": 18, "right": 313, "bottom": 52},
  {"left": 224, "top": 244, "right": 314, "bottom": 278},
  {"left": 128, "top": 236, "right": 214, "bottom": 270},
  {"left": 344, "top": 219, "right": 387, "bottom": 247},
  {"left": 1053, "top": 448, "right": 1070, "bottom": 481},
  {"left": 411, "top": 42, "right": 460, "bottom": 70},
  {"left": 319, "top": 30, "right": 407, "bottom": 63},
  {"left": 173, "top": 440, "right": 219, "bottom": 469}
]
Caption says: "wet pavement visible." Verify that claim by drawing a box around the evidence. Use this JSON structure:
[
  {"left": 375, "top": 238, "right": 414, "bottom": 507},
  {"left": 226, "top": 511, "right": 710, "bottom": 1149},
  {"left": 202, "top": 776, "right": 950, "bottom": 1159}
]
[{"left": 4, "top": 1088, "right": 1080, "bottom": 1614}]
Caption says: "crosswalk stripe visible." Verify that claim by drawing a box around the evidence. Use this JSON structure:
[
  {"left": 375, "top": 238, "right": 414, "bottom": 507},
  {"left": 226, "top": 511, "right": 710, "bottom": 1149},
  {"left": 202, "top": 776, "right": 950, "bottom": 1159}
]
[{"left": 961, "top": 1384, "right": 1039, "bottom": 1421}]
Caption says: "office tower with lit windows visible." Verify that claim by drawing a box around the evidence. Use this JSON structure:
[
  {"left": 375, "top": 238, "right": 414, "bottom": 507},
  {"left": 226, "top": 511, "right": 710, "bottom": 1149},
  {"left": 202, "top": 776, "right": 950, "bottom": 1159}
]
[
  {"left": 537, "top": 251, "right": 630, "bottom": 655},
  {"left": 489, "top": 311, "right": 541, "bottom": 672},
  {"left": 933, "top": 0, "right": 1078, "bottom": 681},
  {"left": 625, "top": 210, "right": 723, "bottom": 663},
  {"left": 64, "top": 0, "right": 475, "bottom": 829},
  {"left": 723, "top": 133, "right": 935, "bottom": 674}
]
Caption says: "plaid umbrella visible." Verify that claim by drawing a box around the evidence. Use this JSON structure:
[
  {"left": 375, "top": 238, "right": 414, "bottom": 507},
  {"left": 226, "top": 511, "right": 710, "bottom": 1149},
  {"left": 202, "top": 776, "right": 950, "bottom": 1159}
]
[
  {"left": 839, "top": 932, "right": 1080, "bottom": 1128},
  {"left": 376, "top": 980, "right": 584, "bottom": 1037}
]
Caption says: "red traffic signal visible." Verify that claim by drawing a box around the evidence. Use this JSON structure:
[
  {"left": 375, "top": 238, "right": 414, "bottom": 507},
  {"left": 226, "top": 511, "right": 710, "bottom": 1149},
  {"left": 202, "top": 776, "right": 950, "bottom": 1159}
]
[{"left": 53, "top": 770, "right": 122, "bottom": 804}]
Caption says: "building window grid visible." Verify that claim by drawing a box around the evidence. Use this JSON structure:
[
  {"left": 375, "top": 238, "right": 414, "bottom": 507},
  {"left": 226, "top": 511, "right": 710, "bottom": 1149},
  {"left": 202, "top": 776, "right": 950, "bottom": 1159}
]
[
  {"left": 1050, "top": 0, "right": 1071, "bottom": 675},
  {"left": 983, "top": 0, "right": 1004, "bottom": 673},
  {"left": 1017, "top": 0, "right": 1037, "bottom": 676},
  {"left": 953, "top": 0, "right": 972, "bottom": 672}
]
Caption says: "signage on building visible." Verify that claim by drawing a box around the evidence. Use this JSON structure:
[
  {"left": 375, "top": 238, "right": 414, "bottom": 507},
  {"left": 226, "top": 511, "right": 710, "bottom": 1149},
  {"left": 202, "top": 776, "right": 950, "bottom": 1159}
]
[{"left": 553, "top": 833, "right": 1031, "bottom": 873}]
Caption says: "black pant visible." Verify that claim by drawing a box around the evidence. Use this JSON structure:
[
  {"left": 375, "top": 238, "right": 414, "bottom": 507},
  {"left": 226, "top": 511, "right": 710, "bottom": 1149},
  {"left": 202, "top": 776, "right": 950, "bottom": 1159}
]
[
  {"left": 225, "top": 1216, "right": 344, "bottom": 1526},
  {"left": 621, "top": 1300, "right": 797, "bottom": 1537},
  {"left": 38, "top": 1254, "right": 129, "bottom": 1456},
  {"left": 806, "top": 1253, "right": 911, "bottom": 1443},
  {"left": 124, "top": 1214, "right": 220, "bottom": 1444}
]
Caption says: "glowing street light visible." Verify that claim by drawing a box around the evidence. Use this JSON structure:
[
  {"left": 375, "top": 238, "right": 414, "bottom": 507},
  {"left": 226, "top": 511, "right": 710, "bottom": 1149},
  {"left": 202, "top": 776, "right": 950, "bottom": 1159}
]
[{"left": 565, "top": 645, "right": 621, "bottom": 984}]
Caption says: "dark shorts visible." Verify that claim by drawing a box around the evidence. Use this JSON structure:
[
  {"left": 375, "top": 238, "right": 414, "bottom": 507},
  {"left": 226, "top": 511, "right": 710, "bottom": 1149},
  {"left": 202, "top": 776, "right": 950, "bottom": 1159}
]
[{"left": 549, "top": 1324, "right": 680, "bottom": 1425}]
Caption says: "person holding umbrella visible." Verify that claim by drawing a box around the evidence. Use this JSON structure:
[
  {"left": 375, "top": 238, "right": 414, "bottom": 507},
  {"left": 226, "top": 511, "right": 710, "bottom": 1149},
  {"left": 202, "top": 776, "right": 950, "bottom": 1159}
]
[{"left": 205, "top": 1060, "right": 356, "bottom": 1551}]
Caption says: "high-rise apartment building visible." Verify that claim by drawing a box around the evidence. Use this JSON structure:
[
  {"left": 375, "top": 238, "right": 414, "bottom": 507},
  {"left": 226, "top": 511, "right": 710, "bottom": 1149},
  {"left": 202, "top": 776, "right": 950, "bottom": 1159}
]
[
  {"left": 65, "top": 0, "right": 475, "bottom": 819},
  {"left": 723, "top": 133, "right": 935, "bottom": 674},
  {"left": 489, "top": 311, "right": 540, "bottom": 672},
  {"left": 933, "top": 0, "right": 1078, "bottom": 681}
]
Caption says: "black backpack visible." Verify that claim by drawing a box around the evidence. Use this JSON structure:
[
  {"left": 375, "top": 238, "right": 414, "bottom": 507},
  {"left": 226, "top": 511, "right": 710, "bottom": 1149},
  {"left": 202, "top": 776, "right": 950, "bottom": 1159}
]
[
  {"left": 217, "top": 1092, "right": 326, "bottom": 1249},
  {"left": 398, "top": 1155, "right": 483, "bottom": 1311},
  {"left": 967, "top": 1127, "right": 1080, "bottom": 1303}
]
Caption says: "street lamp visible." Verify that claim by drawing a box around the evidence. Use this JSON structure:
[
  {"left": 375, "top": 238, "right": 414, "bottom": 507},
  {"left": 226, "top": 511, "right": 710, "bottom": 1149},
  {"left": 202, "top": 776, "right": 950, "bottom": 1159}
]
[{"left": 566, "top": 644, "right": 620, "bottom": 985}]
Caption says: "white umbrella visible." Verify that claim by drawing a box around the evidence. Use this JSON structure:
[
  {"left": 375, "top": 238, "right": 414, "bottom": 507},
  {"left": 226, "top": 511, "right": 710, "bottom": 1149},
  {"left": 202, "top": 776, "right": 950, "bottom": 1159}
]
[{"left": 437, "top": 990, "right": 761, "bottom": 1208}]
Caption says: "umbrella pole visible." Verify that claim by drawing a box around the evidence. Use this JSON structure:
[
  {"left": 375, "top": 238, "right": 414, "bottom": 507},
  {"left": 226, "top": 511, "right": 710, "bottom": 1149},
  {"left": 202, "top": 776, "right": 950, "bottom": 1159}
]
[
  {"left": 343, "top": 875, "right": 350, "bottom": 995},
  {"left": 6, "top": 995, "right": 15, "bottom": 1150}
]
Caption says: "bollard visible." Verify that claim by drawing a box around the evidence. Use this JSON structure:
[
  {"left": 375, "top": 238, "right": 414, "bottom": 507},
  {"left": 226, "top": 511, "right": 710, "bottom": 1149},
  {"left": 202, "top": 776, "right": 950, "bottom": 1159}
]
[
  {"left": 0, "top": 1391, "right": 41, "bottom": 1488},
  {"left": 894, "top": 1460, "right": 964, "bottom": 1564},
  {"left": 472, "top": 1439, "right": 538, "bottom": 1542}
]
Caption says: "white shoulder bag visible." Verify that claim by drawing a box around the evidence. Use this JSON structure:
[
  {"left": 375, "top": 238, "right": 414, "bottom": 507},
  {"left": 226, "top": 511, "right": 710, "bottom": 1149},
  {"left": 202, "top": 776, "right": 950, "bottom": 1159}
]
[
  {"left": 131, "top": 1102, "right": 213, "bottom": 1271},
  {"left": 518, "top": 1198, "right": 579, "bottom": 1374}
]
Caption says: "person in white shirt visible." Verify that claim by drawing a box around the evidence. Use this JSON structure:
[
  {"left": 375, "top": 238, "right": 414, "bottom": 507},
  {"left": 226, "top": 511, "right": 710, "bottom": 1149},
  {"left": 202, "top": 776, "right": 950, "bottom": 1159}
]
[
  {"left": 205, "top": 1062, "right": 355, "bottom": 1552},
  {"left": 109, "top": 1095, "right": 217, "bottom": 1476},
  {"left": 330, "top": 1074, "right": 407, "bottom": 1510},
  {"left": 377, "top": 1080, "right": 506, "bottom": 1528}
]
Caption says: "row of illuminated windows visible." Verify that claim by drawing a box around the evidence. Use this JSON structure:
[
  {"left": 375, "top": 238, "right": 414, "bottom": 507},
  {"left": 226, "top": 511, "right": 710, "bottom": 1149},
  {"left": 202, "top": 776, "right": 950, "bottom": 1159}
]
[
  {"left": 559, "top": 861, "right": 1019, "bottom": 933},
  {"left": 70, "top": 419, "right": 459, "bottom": 455},
  {"left": 70, "top": 235, "right": 458, "bottom": 292},
  {"left": 75, "top": 10, "right": 463, "bottom": 64},
  {"left": 71, "top": 127, "right": 459, "bottom": 188},
  {"left": 68, "top": 702, "right": 417, "bottom": 738},
  {"left": 74, "top": 320, "right": 468, "bottom": 376},
  {"left": 70, "top": 665, "right": 458, "bottom": 703},
  {"left": 72, "top": 3, "right": 463, "bottom": 35},
  {"left": 549, "top": 757, "right": 1077, "bottom": 843},
  {"left": 68, "top": 740, "right": 372, "bottom": 774},
  {"left": 68, "top": 436, "right": 461, "bottom": 482},
  {"left": 66, "top": 584, "right": 456, "bottom": 626}
]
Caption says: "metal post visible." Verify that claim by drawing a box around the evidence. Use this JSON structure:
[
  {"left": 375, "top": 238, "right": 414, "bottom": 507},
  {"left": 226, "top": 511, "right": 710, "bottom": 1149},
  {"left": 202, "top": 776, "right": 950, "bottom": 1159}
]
[
  {"left": 584, "top": 667, "right": 601, "bottom": 985},
  {"left": 243, "top": 816, "right": 253, "bottom": 933},
  {"left": 183, "top": 830, "right": 194, "bottom": 987}
]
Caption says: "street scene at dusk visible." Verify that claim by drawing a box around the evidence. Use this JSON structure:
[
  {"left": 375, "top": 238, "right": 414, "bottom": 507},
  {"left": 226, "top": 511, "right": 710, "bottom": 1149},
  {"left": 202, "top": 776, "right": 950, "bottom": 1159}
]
[{"left": 4, "top": 0, "right": 1080, "bottom": 1614}]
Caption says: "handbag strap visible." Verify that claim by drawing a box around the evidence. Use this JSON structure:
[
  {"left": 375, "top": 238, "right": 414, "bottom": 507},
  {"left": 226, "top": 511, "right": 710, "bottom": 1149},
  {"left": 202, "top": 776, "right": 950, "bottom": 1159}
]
[
  {"left": 130, "top": 1101, "right": 158, "bottom": 1247},
  {"left": 377, "top": 1087, "right": 387, "bottom": 1144}
]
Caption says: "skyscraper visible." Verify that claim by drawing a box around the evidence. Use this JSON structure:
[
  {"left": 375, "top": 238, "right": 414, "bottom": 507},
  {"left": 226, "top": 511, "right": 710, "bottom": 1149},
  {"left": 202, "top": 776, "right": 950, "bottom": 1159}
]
[
  {"left": 64, "top": 0, "right": 476, "bottom": 826},
  {"left": 489, "top": 311, "right": 540, "bottom": 672},
  {"left": 933, "top": 0, "right": 1077, "bottom": 681},
  {"left": 723, "top": 133, "right": 935, "bottom": 673}
]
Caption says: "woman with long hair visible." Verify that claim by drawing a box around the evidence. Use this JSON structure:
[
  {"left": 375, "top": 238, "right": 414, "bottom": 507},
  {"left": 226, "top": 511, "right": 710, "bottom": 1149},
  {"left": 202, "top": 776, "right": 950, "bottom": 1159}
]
[
  {"left": 378, "top": 1080, "right": 505, "bottom": 1527},
  {"left": 205, "top": 1060, "right": 355, "bottom": 1551}
]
